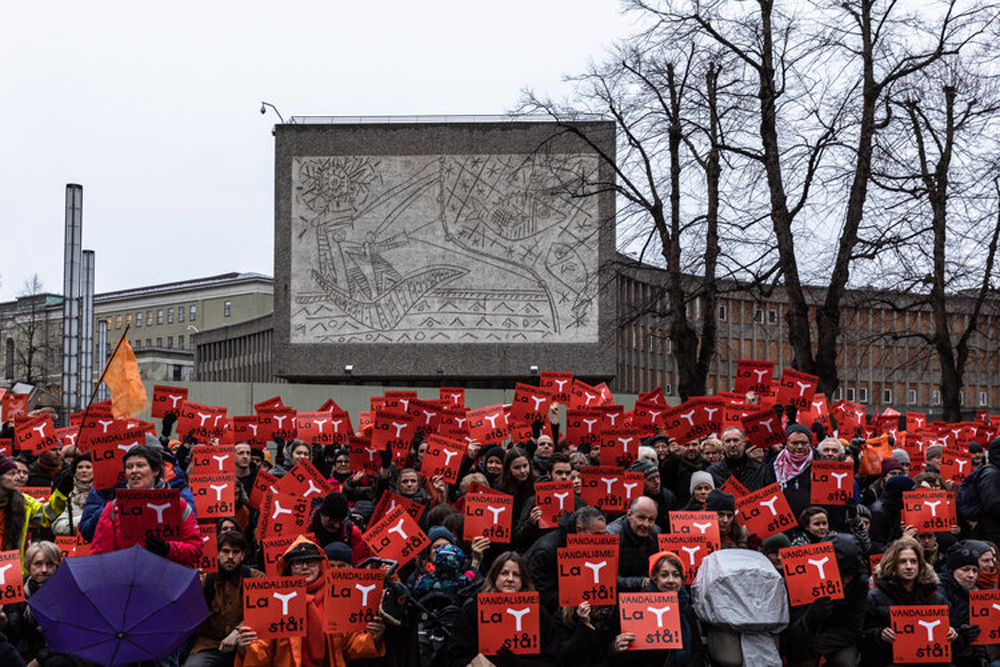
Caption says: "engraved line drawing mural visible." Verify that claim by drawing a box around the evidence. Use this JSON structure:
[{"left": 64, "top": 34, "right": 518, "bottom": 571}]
[{"left": 290, "top": 153, "right": 599, "bottom": 344}]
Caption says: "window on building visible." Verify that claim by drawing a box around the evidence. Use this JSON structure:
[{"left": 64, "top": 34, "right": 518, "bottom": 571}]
[
  {"left": 979, "top": 391, "right": 988, "bottom": 407},
  {"left": 932, "top": 390, "right": 941, "bottom": 405},
  {"left": 846, "top": 388, "right": 855, "bottom": 401},
  {"left": 167, "top": 308, "right": 174, "bottom": 324},
  {"left": 664, "top": 384, "right": 672, "bottom": 396},
  {"left": 126, "top": 314, "right": 132, "bottom": 326},
  {"left": 146, "top": 338, "right": 151, "bottom": 348},
  {"left": 831, "top": 388, "right": 842, "bottom": 401},
  {"left": 224, "top": 300, "right": 232, "bottom": 318},
  {"left": 115, "top": 315, "right": 122, "bottom": 330},
  {"left": 156, "top": 337, "right": 163, "bottom": 347},
  {"left": 190, "top": 305, "right": 197, "bottom": 322},
  {"left": 178, "top": 306, "right": 185, "bottom": 323},
  {"left": 908, "top": 389, "right": 917, "bottom": 405},
  {"left": 178, "top": 334, "right": 184, "bottom": 349},
  {"left": 768, "top": 309, "right": 778, "bottom": 324},
  {"left": 883, "top": 389, "right": 892, "bottom": 404},
  {"left": 858, "top": 388, "right": 868, "bottom": 403},
  {"left": 167, "top": 336, "right": 173, "bottom": 349},
  {"left": 135, "top": 311, "right": 142, "bottom": 328},
  {"left": 754, "top": 308, "right": 764, "bottom": 323},
  {"left": 157, "top": 310, "right": 163, "bottom": 325},
  {"left": 146, "top": 311, "right": 152, "bottom": 326},
  {"left": 960, "top": 391, "right": 965, "bottom": 405},
  {"left": 172, "top": 365, "right": 182, "bottom": 381},
  {"left": 4, "top": 338, "right": 13, "bottom": 380},
  {"left": 718, "top": 305, "right": 727, "bottom": 322}
]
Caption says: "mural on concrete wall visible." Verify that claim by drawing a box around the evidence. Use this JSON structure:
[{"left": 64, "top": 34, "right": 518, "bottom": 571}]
[{"left": 290, "top": 153, "right": 601, "bottom": 344}]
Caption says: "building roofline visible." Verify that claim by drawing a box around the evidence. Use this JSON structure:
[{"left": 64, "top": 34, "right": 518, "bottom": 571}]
[
  {"left": 285, "top": 113, "right": 609, "bottom": 125},
  {"left": 95, "top": 272, "right": 272, "bottom": 302}
]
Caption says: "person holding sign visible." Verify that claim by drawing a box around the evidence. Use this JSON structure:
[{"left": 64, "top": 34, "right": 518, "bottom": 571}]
[
  {"left": 935, "top": 543, "right": 989, "bottom": 666},
  {"left": 610, "top": 551, "right": 702, "bottom": 665},
  {"left": 500, "top": 447, "right": 538, "bottom": 531},
  {"left": 0, "top": 455, "right": 70, "bottom": 572},
  {"left": 446, "top": 551, "right": 559, "bottom": 667},
  {"left": 790, "top": 506, "right": 831, "bottom": 546},
  {"left": 90, "top": 445, "right": 202, "bottom": 567},
  {"left": 237, "top": 536, "right": 385, "bottom": 667},
  {"left": 3, "top": 541, "right": 66, "bottom": 664},
  {"left": 773, "top": 425, "right": 816, "bottom": 519},
  {"left": 861, "top": 537, "right": 956, "bottom": 666},
  {"left": 707, "top": 427, "right": 777, "bottom": 493}
]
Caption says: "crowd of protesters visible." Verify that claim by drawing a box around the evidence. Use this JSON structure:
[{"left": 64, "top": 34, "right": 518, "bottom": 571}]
[{"left": 0, "top": 395, "right": 998, "bottom": 667}]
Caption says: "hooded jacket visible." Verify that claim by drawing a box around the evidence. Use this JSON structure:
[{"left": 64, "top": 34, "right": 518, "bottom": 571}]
[
  {"left": 307, "top": 509, "right": 369, "bottom": 565},
  {"left": 237, "top": 535, "right": 385, "bottom": 667}
]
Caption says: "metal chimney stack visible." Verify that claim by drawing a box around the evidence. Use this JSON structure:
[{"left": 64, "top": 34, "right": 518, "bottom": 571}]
[
  {"left": 61, "top": 184, "right": 83, "bottom": 419},
  {"left": 79, "top": 249, "right": 95, "bottom": 405}
]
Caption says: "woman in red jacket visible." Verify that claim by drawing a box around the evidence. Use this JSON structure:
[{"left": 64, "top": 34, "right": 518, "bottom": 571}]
[{"left": 90, "top": 445, "right": 202, "bottom": 567}]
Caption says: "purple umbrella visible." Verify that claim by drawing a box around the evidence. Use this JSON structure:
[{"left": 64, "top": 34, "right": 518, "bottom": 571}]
[{"left": 28, "top": 545, "right": 209, "bottom": 665}]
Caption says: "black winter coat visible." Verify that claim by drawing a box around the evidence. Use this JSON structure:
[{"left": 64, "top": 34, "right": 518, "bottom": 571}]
[
  {"left": 660, "top": 456, "right": 707, "bottom": 506},
  {"left": 779, "top": 464, "right": 812, "bottom": 519},
  {"left": 707, "top": 455, "right": 776, "bottom": 493},
  {"left": 445, "top": 595, "right": 561, "bottom": 667},
  {"left": 524, "top": 512, "right": 579, "bottom": 613},
  {"left": 605, "top": 515, "right": 659, "bottom": 592},
  {"left": 971, "top": 463, "right": 1000, "bottom": 547},
  {"left": 861, "top": 576, "right": 952, "bottom": 667},
  {"left": 868, "top": 495, "right": 904, "bottom": 554},
  {"left": 937, "top": 569, "right": 988, "bottom": 665}
]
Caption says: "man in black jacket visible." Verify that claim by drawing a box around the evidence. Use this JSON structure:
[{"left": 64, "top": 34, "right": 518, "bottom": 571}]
[
  {"left": 606, "top": 496, "right": 659, "bottom": 592},
  {"left": 524, "top": 506, "right": 607, "bottom": 612},
  {"left": 972, "top": 438, "right": 1000, "bottom": 547},
  {"left": 708, "top": 426, "right": 777, "bottom": 492}
]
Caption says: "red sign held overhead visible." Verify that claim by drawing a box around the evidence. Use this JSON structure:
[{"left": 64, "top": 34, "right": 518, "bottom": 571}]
[
  {"left": 534, "top": 480, "right": 575, "bottom": 529},
  {"left": 258, "top": 407, "right": 297, "bottom": 442},
  {"left": 903, "top": 490, "right": 956, "bottom": 532},
  {"left": 906, "top": 411, "right": 928, "bottom": 432},
  {"left": 568, "top": 380, "right": 604, "bottom": 410},
  {"left": 361, "top": 505, "right": 429, "bottom": 568},
  {"left": 151, "top": 385, "right": 189, "bottom": 419},
  {"left": 296, "top": 410, "right": 351, "bottom": 446},
  {"left": 243, "top": 577, "right": 308, "bottom": 640},
  {"left": 557, "top": 545, "right": 618, "bottom": 606},
  {"left": 741, "top": 409, "right": 785, "bottom": 450},
  {"left": 232, "top": 416, "right": 265, "bottom": 445},
  {"left": 371, "top": 491, "right": 426, "bottom": 525},
  {"left": 565, "top": 407, "right": 607, "bottom": 447},
  {"left": 777, "top": 368, "right": 819, "bottom": 410},
  {"left": 0, "top": 393, "right": 29, "bottom": 423},
  {"left": 618, "top": 592, "right": 683, "bottom": 651},
  {"left": 439, "top": 387, "right": 466, "bottom": 408},
  {"left": 668, "top": 511, "right": 721, "bottom": 551},
  {"left": 14, "top": 414, "right": 59, "bottom": 455},
  {"left": 940, "top": 448, "right": 973, "bottom": 486},
  {"left": 256, "top": 490, "right": 309, "bottom": 541},
  {"left": 250, "top": 469, "right": 279, "bottom": 510},
  {"left": 779, "top": 542, "right": 844, "bottom": 606},
  {"left": 190, "top": 445, "right": 236, "bottom": 477},
  {"left": 477, "top": 592, "right": 541, "bottom": 655},
  {"left": 657, "top": 533, "right": 714, "bottom": 584},
  {"left": 176, "top": 401, "right": 227, "bottom": 442},
  {"left": 117, "top": 489, "right": 183, "bottom": 547},
  {"left": 540, "top": 372, "right": 574, "bottom": 404},
  {"left": 420, "top": 434, "right": 467, "bottom": 484},
  {"left": 196, "top": 523, "right": 218, "bottom": 574},
  {"left": 279, "top": 460, "right": 331, "bottom": 504},
  {"left": 890, "top": 605, "right": 950, "bottom": 663},
  {"left": 734, "top": 360, "right": 775, "bottom": 396},
  {"left": 350, "top": 435, "right": 382, "bottom": 476},
  {"left": 464, "top": 489, "right": 515, "bottom": 543},
  {"left": 599, "top": 427, "right": 640, "bottom": 468},
  {"left": 735, "top": 483, "right": 796, "bottom": 539},
  {"left": 466, "top": 405, "right": 508, "bottom": 445},
  {"left": 580, "top": 466, "right": 626, "bottom": 513},
  {"left": 189, "top": 473, "right": 236, "bottom": 518},
  {"left": 325, "top": 568, "right": 385, "bottom": 633},
  {"left": 509, "top": 383, "right": 553, "bottom": 427},
  {"left": 372, "top": 409, "right": 417, "bottom": 463},
  {"left": 811, "top": 461, "right": 854, "bottom": 506}
]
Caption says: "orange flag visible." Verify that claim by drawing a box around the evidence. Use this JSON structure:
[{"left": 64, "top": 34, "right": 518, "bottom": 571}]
[{"left": 104, "top": 337, "right": 148, "bottom": 419}]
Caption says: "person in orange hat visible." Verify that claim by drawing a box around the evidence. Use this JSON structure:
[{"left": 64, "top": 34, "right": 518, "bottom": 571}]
[{"left": 610, "top": 550, "right": 703, "bottom": 665}]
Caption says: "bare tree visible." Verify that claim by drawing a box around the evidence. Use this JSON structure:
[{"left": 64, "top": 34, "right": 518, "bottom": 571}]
[{"left": 11, "top": 274, "right": 55, "bottom": 385}]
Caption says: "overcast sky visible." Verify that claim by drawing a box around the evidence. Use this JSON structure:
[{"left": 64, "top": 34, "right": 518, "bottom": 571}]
[{"left": 1, "top": 1, "right": 633, "bottom": 301}]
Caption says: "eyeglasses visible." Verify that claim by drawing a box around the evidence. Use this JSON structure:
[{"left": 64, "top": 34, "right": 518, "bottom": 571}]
[{"left": 288, "top": 560, "right": 321, "bottom": 569}]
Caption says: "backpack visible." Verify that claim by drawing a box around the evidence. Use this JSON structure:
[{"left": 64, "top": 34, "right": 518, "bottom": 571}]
[
  {"left": 859, "top": 435, "right": 893, "bottom": 477},
  {"left": 956, "top": 465, "right": 986, "bottom": 520}
]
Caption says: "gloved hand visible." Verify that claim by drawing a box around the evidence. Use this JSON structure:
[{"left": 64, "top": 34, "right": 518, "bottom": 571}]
[
  {"left": 773, "top": 403, "right": 785, "bottom": 418},
  {"left": 380, "top": 449, "right": 393, "bottom": 468},
  {"left": 55, "top": 468, "right": 75, "bottom": 496},
  {"left": 161, "top": 413, "right": 177, "bottom": 438},
  {"left": 531, "top": 418, "right": 543, "bottom": 440},
  {"left": 784, "top": 403, "right": 798, "bottom": 424},
  {"left": 958, "top": 624, "right": 981, "bottom": 643},
  {"left": 803, "top": 596, "right": 833, "bottom": 632},
  {"left": 145, "top": 536, "right": 170, "bottom": 558}
]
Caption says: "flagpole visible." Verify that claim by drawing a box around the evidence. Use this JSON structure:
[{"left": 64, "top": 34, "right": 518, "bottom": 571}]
[{"left": 68, "top": 323, "right": 132, "bottom": 534}]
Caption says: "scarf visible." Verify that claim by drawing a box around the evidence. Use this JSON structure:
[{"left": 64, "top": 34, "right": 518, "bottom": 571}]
[
  {"left": 977, "top": 565, "right": 998, "bottom": 590},
  {"left": 37, "top": 456, "right": 63, "bottom": 479},
  {"left": 773, "top": 448, "right": 813, "bottom": 485},
  {"left": 303, "top": 573, "right": 328, "bottom": 667}
]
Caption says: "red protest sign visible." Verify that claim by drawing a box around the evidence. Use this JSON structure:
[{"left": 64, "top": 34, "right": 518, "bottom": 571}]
[
  {"left": 296, "top": 410, "right": 351, "bottom": 446},
  {"left": 735, "top": 483, "right": 796, "bottom": 539},
  {"left": 734, "top": 360, "right": 774, "bottom": 395},
  {"left": 940, "top": 448, "right": 973, "bottom": 486},
  {"left": 0, "top": 439, "right": 10, "bottom": 458},
  {"left": 580, "top": 466, "right": 626, "bottom": 513},
  {"left": 439, "top": 387, "right": 466, "bottom": 408},
  {"left": 0, "top": 551, "right": 25, "bottom": 603},
  {"left": 811, "top": 461, "right": 854, "bottom": 506},
  {"left": 325, "top": 568, "right": 385, "bottom": 633},
  {"left": 568, "top": 380, "right": 603, "bottom": 410},
  {"left": 903, "top": 490, "right": 956, "bottom": 532},
  {"left": 599, "top": 427, "right": 640, "bottom": 468},
  {"left": 54, "top": 535, "right": 90, "bottom": 559},
  {"left": 361, "top": 505, "right": 428, "bottom": 567},
  {"left": 477, "top": 592, "right": 541, "bottom": 655},
  {"left": 232, "top": 416, "right": 265, "bottom": 445},
  {"left": 777, "top": 368, "right": 819, "bottom": 410},
  {"left": 176, "top": 401, "right": 227, "bottom": 442},
  {"left": 14, "top": 414, "right": 59, "bottom": 454},
  {"left": 279, "top": 460, "right": 332, "bottom": 504},
  {"left": 20, "top": 487, "right": 50, "bottom": 504},
  {"left": 719, "top": 476, "right": 750, "bottom": 499},
  {"left": 557, "top": 545, "right": 618, "bottom": 606},
  {"left": 151, "top": 385, "right": 188, "bottom": 418},
  {"left": 371, "top": 409, "right": 417, "bottom": 463},
  {"left": 117, "top": 489, "right": 183, "bottom": 546},
  {"left": 0, "top": 394, "right": 28, "bottom": 423},
  {"left": 350, "top": 436, "right": 382, "bottom": 476},
  {"left": 261, "top": 536, "right": 297, "bottom": 577},
  {"left": 779, "top": 542, "right": 844, "bottom": 606},
  {"left": 637, "top": 387, "right": 667, "bottom": 406},
  {"left": 890, "top": 605, "right": 950, "bottom": 663},
  {"left": 541, "top": 371, "right": 573, "bottom": 403},
  {"left": 53, "top": 426, "right": 79, "bottom": 451},
  {"left": 618, "top": 592, "right": 683, "bottom": 650},
  {"left": 467, "top": 405, "right": 508, "bottom": 445},
  {"left": 632, "top": 401, "right": 668, "bottom": 438},
  {"left": 622, "top": 471, "right": 645, "bottom": 507},
  {"left": 258, "top": 407, "right": 297, "bottom": 442},
  {"left": 371, "top": 490, "right": 426, "bottom": 525},
  {"left": 741, "top": 409, "right": 785, "bottom": 450},
  {"left": 535, "top": 480, "right": 575, "bottom": 529},
  {"left": 970, "top": 590, "right": 1000, "bottom": 645},
  {"left": 464, "top": 489, "right": 515, "bottom": 543},
  {"left": 668, "top": 511, "right": 721, "bottom": 551},
  {"left": 420, "top": 434, "right": 467, "bottom": 484},
  {"left": 191, "top": 445, "right": 236, "bottom": 476},
  {"left": 657, "top": 533, "right": 713, "bottom": 584},
  {"left": 254, "top": 396, "right": 284, "bottom": 412},
  {"left": 906, "top": 412, "right": 928, "bottom": 431},
  {"left": 243, "top": 577, "right": 307, "bottom": 639},
  {"left": 566, "top": 534, "right": 619, "bottom": 548},
  {"left": 256, "top": 490, "right": 309, "bottom": 541},
  {"left": 189, "top": 473, "right": 236, "bottom": 518},
  {"left": 250, "top": 469, "right": 279, "bottom": 510},
  {"left": 438, "top": 408, "right": 471, "bottom": 442},
  {"left": 566, "top": 408, "right": 606, "bottom": 447},
  {"left": 196, "top": 523, "right": 218, "bottom": 573},
  {"left": 91, "top": 438, "right": 134, "bottom": 489},
  {"left": 509, "top": 383, "right": 552, "bottom": 426}
]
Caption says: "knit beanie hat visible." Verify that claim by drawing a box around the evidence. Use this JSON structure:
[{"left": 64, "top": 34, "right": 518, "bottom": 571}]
[
  {"left": 946, "top": 544, "right": 980, "bottom": 571},
  {"left": 427, "top": 525, "right": 456, "bottom": 546},
  {"left": 323, "top": 541, "right": 354, "bottom": 565},
  {"left": 785, "top": 423, "right": 813, "bottom": 443},
  {"left": 891, "top": 448, "right": 911, "bottom": 466},
  {"left": 705, "top": 489, "right": 735, "bottom": 513},
  {"left": 320, "top": 492, "right": 349, "bottom": 519},
  {"left": 628, "top": 459, "right": 659, "bottom": 478},
  {"left": 761, "top": 533, "right": 791, "bottom": 555},
  {"left": 689, "top": 471, "right": 715, "bottom": 494}
]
